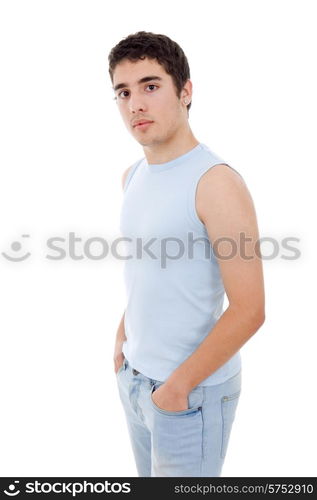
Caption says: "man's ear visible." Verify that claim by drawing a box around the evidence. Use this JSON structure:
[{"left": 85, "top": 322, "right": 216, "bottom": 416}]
[{"left": 181, "top": 79, "right": 193, "bottom": 102}]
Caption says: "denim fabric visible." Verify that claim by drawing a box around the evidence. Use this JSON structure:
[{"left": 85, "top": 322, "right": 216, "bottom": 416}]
[{"left": 116, "top": 357, "right": 242, "bottom": 477}]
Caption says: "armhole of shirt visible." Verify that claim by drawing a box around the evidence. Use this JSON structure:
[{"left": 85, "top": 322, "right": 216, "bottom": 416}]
[
  {"left": 188, "top": 161, "right": 244, "bottom": 232},
  {"left": 123, "top": 158, "right": 143, "bottom": 193}
]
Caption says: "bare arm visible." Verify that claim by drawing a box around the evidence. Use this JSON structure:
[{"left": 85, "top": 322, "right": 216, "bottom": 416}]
[
  {"left": 113, "top": 311, "right": 127, "bottom": 373},
  {"left": 113, "top": 165, "right": 132, "bottom": 373},
  {"left": 152, "top": 164, "right": 265, "bottom": 410}
]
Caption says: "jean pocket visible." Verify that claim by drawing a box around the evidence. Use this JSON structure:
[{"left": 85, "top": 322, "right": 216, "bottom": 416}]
[
  {"left": 149, "top": 384, "right": 204, "bottom": 475},
  {"left": 220, "top": 389, "right": 241, "bottom": 459},
  {"left": 149, "top": 383, "right": 203, "bottom": 416}
]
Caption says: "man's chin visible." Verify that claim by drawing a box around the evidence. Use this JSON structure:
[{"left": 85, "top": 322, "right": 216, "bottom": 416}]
[{"left": 134, "top": 137, "right": 157, "bottom": 147}]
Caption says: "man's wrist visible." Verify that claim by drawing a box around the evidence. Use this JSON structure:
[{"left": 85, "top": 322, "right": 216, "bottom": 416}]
[{"left": 164, "top": 372, "right": 193, "bottom": 396}]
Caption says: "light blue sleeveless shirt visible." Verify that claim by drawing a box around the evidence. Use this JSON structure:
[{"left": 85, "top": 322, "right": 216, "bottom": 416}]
[{"left": 119, "top": 142, "right": 242, "bottom": 385}]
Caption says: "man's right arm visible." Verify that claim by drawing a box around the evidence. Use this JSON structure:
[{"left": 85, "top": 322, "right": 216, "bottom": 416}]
[
  {"left": 113, "top": 166, "right": 132, "bottom": 373},
  {"left": 114, "top": 311, "right": 126, "bottom": 373}
]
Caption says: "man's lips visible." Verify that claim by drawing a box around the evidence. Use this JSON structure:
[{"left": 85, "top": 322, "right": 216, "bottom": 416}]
[{"left": 132, "top": 120, "right": 154, "bottom": 128}]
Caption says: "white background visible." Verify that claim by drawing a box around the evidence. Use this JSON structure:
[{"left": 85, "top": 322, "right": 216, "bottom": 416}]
[{"left": 0, "top": 0, "right": 316, "bottom": 477}]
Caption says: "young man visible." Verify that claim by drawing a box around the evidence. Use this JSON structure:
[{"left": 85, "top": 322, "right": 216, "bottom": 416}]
[{"left": 108, "top": 31, "right": 265, "bottom": 477}]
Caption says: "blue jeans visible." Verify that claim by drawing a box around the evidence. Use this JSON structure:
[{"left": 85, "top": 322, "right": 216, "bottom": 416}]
[{"left": 116, "top": 357, "right": 242, "bottom": 477}]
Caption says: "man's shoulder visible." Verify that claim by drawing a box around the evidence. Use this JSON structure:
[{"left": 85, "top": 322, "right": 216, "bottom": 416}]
[
  {"left": 197, "top": 162, "right": 245, "bottom": 196},
  {"left": 196, "top": 162, "right": 248, "bottom": 223},
  {"left": 207, "top": 162, "right": 244, "bottom": 181}
]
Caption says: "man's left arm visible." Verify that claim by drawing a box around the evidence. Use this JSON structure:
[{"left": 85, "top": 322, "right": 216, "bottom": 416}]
[{"left": 152, "top": 164, "right": 266, "bottom": 411}]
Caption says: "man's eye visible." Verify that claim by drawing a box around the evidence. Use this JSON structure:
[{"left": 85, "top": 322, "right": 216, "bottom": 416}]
[
  {"left": 146, "top": 84, "right": 158, "bottom": 91},
  {"left": 118, "top": 90, "right": 129, "bottom": 99}
]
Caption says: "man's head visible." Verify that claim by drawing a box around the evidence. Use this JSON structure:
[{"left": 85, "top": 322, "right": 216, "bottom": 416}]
[{"left": 108, "top": 31, "right": 193, "bottom": 147}]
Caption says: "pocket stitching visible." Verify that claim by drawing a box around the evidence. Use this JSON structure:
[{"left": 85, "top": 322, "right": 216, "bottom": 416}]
[{"left": 220, "top": 391, "right": 240, "bottom": 459}]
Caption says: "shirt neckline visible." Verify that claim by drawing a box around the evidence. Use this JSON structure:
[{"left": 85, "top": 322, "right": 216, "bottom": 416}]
[{"left": 145, "top": 143, "right": 204, "bottom": 173}]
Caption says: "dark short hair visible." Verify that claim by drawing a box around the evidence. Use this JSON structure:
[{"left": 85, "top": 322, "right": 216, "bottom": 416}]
[{"left": 108, "top": 31, "right": 192, "bottom": 113}]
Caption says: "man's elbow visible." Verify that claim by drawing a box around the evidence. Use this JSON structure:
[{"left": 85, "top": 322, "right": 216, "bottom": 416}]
[
  {"left": 230, "top": 302, "right": 265, "bottom": 331},
  {"left": 250, "top": 307, "right": 265, "bottom": 330}
]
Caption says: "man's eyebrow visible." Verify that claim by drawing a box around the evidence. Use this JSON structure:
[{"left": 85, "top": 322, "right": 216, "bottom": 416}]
[{"left": 113, "top": 75, "right": 163, "bottom": 92}]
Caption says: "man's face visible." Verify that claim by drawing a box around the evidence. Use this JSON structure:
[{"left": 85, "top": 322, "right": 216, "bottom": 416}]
[{"left": 112, "top": 57, "right": 189, "bottom": 147}]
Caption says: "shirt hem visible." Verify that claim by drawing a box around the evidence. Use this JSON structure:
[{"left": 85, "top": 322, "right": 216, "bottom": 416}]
[{"left": 122, "top": 344, "right": 241, "bottom": 387}]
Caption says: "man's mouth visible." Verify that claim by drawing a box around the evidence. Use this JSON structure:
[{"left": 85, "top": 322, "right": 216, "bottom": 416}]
[{"left": 133, "top": 120, "right": 154, "bottom": 129}]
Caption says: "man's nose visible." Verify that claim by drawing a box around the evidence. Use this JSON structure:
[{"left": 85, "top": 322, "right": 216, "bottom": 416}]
[{"left": 128, "top": 93, "right": 147, "bottom": 113}]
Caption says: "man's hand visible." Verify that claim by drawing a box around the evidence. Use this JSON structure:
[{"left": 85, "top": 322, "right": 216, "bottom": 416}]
[{"left": 151, "top": 383, "right": 189, "bottom": 412}]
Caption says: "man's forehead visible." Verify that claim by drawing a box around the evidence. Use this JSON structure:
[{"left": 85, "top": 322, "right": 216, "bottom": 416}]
[{"left": 113, "top": 57, "right": 167, "bottom": 84}]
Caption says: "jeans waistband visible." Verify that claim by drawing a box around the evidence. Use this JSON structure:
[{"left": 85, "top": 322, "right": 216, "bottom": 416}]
[
  {"left": 122, "top": 357, "right": 158, "bottom": 383},
  {"left": 123, "top": 357, "right": 140, "bottom": 375}
]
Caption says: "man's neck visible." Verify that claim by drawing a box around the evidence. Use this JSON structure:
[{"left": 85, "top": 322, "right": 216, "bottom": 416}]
[{"left": 143, "top": 131, "right": 200, "bottom": 165}]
